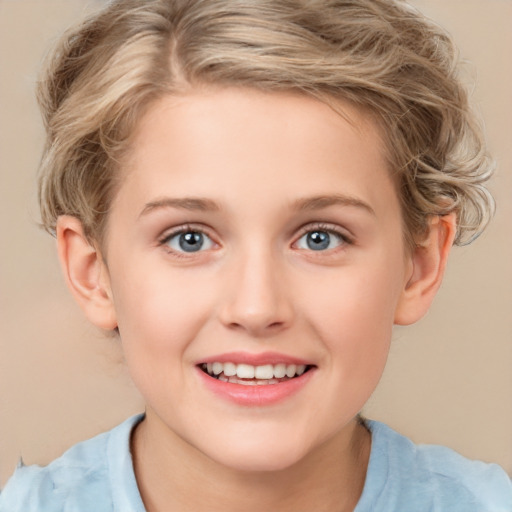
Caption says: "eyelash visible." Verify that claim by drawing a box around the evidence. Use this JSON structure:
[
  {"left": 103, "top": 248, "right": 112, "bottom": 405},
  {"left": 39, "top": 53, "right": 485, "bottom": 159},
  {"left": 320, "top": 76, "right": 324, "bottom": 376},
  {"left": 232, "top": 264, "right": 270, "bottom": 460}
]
[
  {"left": 158, "top": 224, "right": 216, "bottom": 258},
  {"left": 294, "top": 223, "right": 354, "bottom": 250},
  {"left": 158, "top": 222, "right": 353, "bottom": 257}
]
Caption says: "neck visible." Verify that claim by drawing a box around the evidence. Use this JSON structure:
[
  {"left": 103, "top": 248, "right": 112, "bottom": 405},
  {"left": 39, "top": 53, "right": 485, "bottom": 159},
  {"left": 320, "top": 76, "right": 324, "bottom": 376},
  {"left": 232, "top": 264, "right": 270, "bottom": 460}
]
[{"left": 131, "top": 411, "right": 371, "bottom": 512}]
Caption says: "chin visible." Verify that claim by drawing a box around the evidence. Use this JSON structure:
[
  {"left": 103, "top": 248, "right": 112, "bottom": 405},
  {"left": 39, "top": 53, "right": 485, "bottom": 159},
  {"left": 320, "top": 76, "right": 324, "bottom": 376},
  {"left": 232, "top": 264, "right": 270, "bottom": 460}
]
[
  {"left": 199, "top": 432, "right": 312, "bottom": 473},
  {"left": 212, "top": 450, "right": 306, "bottom": 473}
]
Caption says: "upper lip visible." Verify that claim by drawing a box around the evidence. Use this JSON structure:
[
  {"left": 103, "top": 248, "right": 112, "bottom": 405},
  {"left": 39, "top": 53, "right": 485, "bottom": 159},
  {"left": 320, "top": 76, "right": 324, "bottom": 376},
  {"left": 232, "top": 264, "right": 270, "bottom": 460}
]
[{"left": 197, "top": 351, "right": 314, "bottom": 367}]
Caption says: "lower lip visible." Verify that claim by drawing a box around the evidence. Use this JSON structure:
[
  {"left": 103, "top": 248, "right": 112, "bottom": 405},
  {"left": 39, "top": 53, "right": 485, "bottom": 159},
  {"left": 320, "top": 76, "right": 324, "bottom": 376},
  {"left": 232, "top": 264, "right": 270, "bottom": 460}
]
[{"left": 196, "top": 367, "right": 316, "bottom": 406}]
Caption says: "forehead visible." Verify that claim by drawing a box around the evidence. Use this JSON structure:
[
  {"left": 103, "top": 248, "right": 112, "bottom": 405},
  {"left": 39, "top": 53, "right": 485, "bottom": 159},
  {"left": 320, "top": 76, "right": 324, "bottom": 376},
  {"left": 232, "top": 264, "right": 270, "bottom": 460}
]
[{"left": 115, "top": 87, "right": 399, "bottom": 224}]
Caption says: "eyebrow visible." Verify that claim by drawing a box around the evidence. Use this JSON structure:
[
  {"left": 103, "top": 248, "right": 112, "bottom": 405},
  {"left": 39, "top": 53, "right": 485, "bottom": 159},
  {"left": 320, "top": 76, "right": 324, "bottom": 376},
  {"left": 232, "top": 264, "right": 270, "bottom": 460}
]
[
  {"left": 139, "top": 197, "right": 220, "bottom": 217},
  {"left": 292, "top": 194, "right": 375, "bottom": 216},
  {"left": 138, "top": 193, "right": 375, "bottom": 218}
]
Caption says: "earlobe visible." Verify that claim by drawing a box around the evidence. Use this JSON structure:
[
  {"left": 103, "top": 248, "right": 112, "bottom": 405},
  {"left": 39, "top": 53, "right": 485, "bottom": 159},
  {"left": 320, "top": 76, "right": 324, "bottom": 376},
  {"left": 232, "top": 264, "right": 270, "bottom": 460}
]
[
  {"left": 394, "top": 213, "right": 457, "bottom": 326},
  {"left": 56, "top": 216, "right": 118, "bottom": 330}
]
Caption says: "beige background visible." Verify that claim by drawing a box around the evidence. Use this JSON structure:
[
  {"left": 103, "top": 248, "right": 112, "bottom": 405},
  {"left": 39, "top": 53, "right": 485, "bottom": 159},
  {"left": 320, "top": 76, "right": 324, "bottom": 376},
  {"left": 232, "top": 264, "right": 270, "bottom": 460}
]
[{"left": 0, "top": 0, "right": 511, "bottom": 486}]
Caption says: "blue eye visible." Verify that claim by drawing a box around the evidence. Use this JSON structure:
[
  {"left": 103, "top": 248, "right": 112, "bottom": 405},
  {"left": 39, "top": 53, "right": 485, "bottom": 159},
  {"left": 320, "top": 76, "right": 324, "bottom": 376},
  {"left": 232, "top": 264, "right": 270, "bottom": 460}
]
[
  {"left": 164, "top": 230, "right": 215, "bottom": 253},
  {"left": 296, "top": 229, "right": 345, "bottom": 251}
]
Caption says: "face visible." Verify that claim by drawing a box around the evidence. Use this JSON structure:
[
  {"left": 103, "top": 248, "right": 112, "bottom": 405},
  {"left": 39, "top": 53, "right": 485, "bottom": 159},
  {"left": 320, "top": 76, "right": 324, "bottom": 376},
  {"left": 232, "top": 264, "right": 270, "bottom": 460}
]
[{"left": 103, "top": 88, "right": 412, "bottom": 471}]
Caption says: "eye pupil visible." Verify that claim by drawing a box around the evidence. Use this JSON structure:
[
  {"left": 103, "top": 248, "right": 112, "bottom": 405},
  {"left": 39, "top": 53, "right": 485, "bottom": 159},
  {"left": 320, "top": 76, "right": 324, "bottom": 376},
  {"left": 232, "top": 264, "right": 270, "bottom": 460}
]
[
  {"left": 179, "top": 232, "right": 203, "bottom": 252},
  {"left": 307, "top": 231, "right": 330, "bottom": 250}
]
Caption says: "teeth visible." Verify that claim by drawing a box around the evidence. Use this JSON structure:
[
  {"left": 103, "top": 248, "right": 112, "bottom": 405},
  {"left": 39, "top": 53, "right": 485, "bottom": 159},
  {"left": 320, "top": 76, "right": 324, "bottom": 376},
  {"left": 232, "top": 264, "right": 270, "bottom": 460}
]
[
  {"left": 285, "top": 364, "right": 297, "bottom": 378},
  {"left": 236, "top": 364, "right": 255, "bottom": 379},
  {"left": 202, "top": 362, "right": 309, "bottom": 381},
  {"left": 212, "top": 362, "right": 223, "bottom": 375},
  {"left": 273, "top": 363, "right": 286, "bottom": 378},
  {"left": 254, "top": 364, "right": 273, "bottom": 379},
  {"left": 228, "top": 376, "right": 280, "bottom": 386},
  {"left": 223, "top": 362, "right": 237, "bottom": 377}
]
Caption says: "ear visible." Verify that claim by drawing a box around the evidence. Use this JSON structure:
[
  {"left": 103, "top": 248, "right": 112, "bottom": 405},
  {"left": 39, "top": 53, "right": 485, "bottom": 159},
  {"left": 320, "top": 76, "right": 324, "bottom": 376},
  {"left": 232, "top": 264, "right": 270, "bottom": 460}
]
[
  {"left": 56, "top": 216, "right": 118, "bottom": 330},
  {"left": 394, "top": 213, "right": 457, "bottom": 325}
]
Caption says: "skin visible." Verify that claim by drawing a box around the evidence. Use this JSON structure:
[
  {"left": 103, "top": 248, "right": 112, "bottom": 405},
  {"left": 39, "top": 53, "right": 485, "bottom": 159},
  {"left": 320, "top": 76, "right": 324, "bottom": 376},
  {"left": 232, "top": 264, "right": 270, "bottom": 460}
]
[{"left": 57, "top": 88, "right": 455, "bottom": 511}]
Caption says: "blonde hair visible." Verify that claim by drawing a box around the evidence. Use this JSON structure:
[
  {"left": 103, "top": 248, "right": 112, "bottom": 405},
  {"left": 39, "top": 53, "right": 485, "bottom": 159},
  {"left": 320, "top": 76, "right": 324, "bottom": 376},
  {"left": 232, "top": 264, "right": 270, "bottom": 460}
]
[{"left": 37, "top": 0, "right": 494, "bottom": 247}]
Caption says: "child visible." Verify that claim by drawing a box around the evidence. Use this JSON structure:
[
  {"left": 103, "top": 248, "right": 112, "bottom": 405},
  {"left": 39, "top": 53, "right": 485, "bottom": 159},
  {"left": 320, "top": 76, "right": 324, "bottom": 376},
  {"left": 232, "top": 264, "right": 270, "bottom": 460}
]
[{"left": 1, "top": 0, "right": 511, "bottom": 510}]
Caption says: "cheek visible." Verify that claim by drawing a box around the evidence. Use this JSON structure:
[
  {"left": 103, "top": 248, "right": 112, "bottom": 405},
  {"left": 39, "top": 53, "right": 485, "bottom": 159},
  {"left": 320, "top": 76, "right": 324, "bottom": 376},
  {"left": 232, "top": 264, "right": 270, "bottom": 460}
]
[
  {"left": 109, "top": 262, "right": 219, "bottom": 370},
  {"left": 110, "top": 267, "right": 187, "bottom": 351},
  {"left": 110, "top": 274, "right": 200, "bottom": 405},
  {"left": 303, "top": 260, "right": 403, "bottom": 371}
]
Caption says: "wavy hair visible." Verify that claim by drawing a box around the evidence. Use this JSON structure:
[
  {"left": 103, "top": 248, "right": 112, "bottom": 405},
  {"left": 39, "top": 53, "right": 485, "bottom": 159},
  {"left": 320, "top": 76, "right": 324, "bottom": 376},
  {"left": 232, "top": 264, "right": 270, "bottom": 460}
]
[{"left": 37, "top": 0, "right": 494, "bottom": 247}]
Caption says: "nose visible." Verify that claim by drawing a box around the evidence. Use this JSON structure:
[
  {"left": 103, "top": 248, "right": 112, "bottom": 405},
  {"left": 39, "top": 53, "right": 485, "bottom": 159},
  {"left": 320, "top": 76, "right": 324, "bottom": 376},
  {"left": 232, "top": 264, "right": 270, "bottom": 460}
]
[{"left": 217, "top": 247, "right": 294, "bottom": 337}]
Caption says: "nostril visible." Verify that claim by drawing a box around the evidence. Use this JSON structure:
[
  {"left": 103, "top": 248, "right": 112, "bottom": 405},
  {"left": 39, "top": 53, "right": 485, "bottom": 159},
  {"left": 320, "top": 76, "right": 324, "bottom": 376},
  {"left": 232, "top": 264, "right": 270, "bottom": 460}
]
[{"left": 223, "top": 317, "right": 287, "bottom": 335}]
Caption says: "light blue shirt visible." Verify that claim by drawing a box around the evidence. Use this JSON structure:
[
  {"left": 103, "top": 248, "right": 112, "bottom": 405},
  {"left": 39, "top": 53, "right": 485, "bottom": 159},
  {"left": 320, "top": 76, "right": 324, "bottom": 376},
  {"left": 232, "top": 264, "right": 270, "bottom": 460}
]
[{"left": 1, "top": 414, "right": 511, "bottom": 511}]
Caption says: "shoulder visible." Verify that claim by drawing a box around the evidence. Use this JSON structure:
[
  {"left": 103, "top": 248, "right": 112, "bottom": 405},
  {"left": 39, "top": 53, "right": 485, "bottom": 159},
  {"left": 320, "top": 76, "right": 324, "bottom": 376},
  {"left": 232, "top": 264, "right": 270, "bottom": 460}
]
[
  {"left": 0, "top": 415, "right": 144, "bottom": 512},
  {"left": 413, "top": 436, "right": 512, "bottom": 511},
  {"left": 356, "top": 420, "right": 512, "bottom": 512},
  {"left": 0, "top": 431, "right": 111, "bottom": 512}
]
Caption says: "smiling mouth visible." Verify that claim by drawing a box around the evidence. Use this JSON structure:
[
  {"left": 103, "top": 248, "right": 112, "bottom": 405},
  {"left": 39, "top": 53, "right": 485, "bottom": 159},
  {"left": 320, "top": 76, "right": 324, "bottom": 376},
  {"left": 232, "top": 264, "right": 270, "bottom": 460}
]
[{"left": 199, "top": 362, "right": 314, "bottom": 386}]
